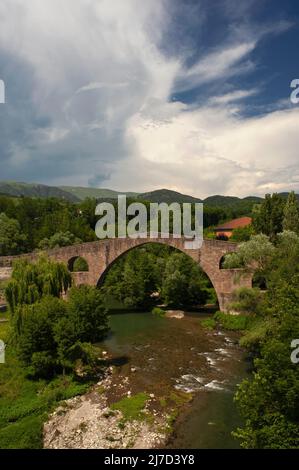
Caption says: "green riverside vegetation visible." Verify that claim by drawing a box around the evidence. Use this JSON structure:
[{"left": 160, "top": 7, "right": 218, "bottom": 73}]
[
  {"left": 219, "top": 220, "right": 299, "bottom": 446},
  {"left": 1, "top": 190, "right": 299, "bottom": 448},
  {"left": 110, "top": 392, "right": 150, "bottom": 422},
  {"left": 0, "top": 257, "right": 109, "bottom": 448}
]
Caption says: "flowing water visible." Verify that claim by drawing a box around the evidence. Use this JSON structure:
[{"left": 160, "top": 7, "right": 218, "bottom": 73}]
[{"left": 101, "top": 311, "right": 249, "bottom": 449}]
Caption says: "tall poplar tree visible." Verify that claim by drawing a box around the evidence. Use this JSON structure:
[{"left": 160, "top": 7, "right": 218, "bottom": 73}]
[{"left": 282, "top": 191, "right": 299, "bottom": 233}]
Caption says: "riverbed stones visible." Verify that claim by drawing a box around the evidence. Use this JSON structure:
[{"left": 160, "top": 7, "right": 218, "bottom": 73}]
[
  {"left": 43, "top": 373, "right": 166, "bottom": 449},
  {"left": 165, "top": 310, "right": 185, "bottom": 319}
]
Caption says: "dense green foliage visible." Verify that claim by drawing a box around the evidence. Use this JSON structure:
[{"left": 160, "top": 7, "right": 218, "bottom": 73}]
[
  {"left": 222, "top": 234, "right": 275, "bottom": 271},
  {"left": 11, "top": 290, "right": 108, "bottom": 378},
  {"left": 251, "top": 191, "right": 299, "bottom": 240},
  {"left": 0, "top": 196, "right": 97, "bottom": 253},
  {"left": 229, "top": 287, "right": 263, "bottom": 314},
  {"left": 2, "top": 190, "right": 299, "bottom": 449},
  {"left": 282, "top": 191, "right": 299, "bottom": 233},
  {"left": 38, "top": 231, "right": 82, "bottom": 250},
  {"left": 200, "top": 317, "right": 217, "bottom": 330},
  {"left": 213, "top": 311, "right": 252, "bottom": 331},
  {"left": 0, "top": 319, "right": 90, "bottom": 448},
  {"left": 101, "top": 244, "right": 213, "bottom": 309},
  {"left": 0, "top": 191, "right": 262, "bottom": 256},
  {"left": 72, "top": 257, "right": 89, "bottom": 272},
  {"left": 64, "top": 285, "right": 109, "bottom": 344},
  {"left": 5, "top": 257, "right": 72, "bottom": 313},
  {"left": 0, "top": 213, "right": 27, "bottom": 255},
  {"left": 0, "top": 255, "right": 109, "bottom": 448},
  {"left": 230, "top": 224, "right": 254, "bottom": 242},
  {"left": 161, "top": 252, "right": 210, "bottom": 307},
  {"left": 226, "top": 232, "right": 299, "bottom": 448},
  {"left": 5, "top": 258, "right": 108, "bottom": 378}
]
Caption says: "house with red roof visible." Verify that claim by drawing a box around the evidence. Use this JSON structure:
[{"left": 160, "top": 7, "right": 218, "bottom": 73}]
[{"left": 214, "top": 216, "right": 252, "bottom": 240}]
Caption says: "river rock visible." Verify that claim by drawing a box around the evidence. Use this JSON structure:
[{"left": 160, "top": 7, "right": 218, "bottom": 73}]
[{"left": 165, "top": 310, "right": 185, "bottom": 319}]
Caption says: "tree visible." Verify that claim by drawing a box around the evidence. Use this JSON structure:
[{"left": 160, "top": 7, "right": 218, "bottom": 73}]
[
  {"left": 161, "top": 252, "right": 210, "bottom": 307},
  {"left": 230, "top": 224, "right": 254, "bottom": 242},
  {"left": 38, "top": 231, "right": 81, "bottom": 250},
  {"left": 9, "top": 283, "right": 109, "bottom": 377},
  {"left": 253, "top": 194, "right": 285, "bottom": 241},
  {"left": 229, "top": 287, "right": 263, "bottom": 314},
  {"left": 222, "top": 234, "right": 275, "bottom": 272},
  {"left": 66, "top": 286, "right": 109, "bottom": 343},
  {"left": 102, "top": 248, "right": 158, "bottom": 309},
  {"left": 0, "top": 213, "right": 27, "bottom": 255},
  {"left": 162, "top": 270, "right": 188, "bottom": 306},
  {"left": 282, "top": 192, "right": 299, "bottom": 233},
  {"left": 53, "top": 286, "right": 109, "bottom": 375},
  {"left": 5, "top": 257, "right": 72, "bottom": 313},
  {"left": 233, "top": 231, "right": 299, "bottom": 448},
  {"left": 121, "top": 261, "right": 148, "bottom": 309},
  {"left": 102, "top": 245, "right": 213, "bottom": 309},
  {"left": 13, "top": 296, "right": 67, "bottom": 371}
]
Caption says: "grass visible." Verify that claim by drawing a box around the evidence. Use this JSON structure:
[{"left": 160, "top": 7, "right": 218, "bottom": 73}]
[
  {"left": 169, "top": 390, "right": 191, "bottom": 406},
  {"left": 159, "top": 397, "right": 167, "bottom": 408},
  {"left": 201, "top": 311, "right": 255, "bottom": 333},
  {"left": 157, "top": 390, "right": 191, "bottom": 434},
  {"left": 200, "top": 318, "right": 217, "bottom": 330},
  {"left": 213, "top": 311, "right": 252, "bottom": 331},
  {"left": 0, "top": 320, "right": 91, "bottom": 449},
  {"left": 110, "top": 392, "right": 149, "bottom": 422},
  {"left": 0, "top": 415, "right": 45, "bottom": 449},
  {"left": 239, "top": 317, "right": 276, "bottom": 349}
]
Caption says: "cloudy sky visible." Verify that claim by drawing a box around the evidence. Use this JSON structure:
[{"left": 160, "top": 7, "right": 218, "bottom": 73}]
[{"left": 0, "top": 0, "right": 298, "bottom": 198}]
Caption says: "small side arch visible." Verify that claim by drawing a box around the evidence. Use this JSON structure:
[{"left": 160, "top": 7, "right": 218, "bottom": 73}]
[
  {"left": 68, "top": 256, "right": 89, "bottom": 272},
  {"left": 219, "top": 254, "right": 229, "bottom": 269}
]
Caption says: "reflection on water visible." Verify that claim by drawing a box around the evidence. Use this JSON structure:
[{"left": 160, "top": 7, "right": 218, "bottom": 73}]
[{"left": 101, "top": 312, "right": 249, "bottom": 449}]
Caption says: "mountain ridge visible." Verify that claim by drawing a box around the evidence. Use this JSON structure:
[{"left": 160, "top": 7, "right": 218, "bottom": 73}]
[
  {"left": 0, "top": 180, "right": 296, "bottom": 206},
  {"left": 0, "top": 181, "right": 80, "bottom": 202}
]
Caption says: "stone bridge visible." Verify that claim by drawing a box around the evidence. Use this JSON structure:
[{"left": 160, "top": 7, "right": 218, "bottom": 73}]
[{"left": 0, "top": 237, "right": 252, "bottom": 311}]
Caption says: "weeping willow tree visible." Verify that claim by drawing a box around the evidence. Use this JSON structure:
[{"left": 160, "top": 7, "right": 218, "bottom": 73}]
[{"left": 5, "top": 256, "right": 72, "bottom": 313}]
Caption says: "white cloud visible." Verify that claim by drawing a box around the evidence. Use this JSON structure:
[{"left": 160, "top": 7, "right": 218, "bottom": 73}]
[
  {"left": 105, "top": 105, "right": 299, "bottom": 198},
  {"left": 0, "top": 0, "right": 298, "bottom": 198},
  {"left": 175, "top": 42, "right": 256, "bottom": 93},
  {"left": 209, "top": 88, "right": 258, "bottom": 105}
]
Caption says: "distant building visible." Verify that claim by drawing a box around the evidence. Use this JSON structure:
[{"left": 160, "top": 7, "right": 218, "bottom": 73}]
[{"left": 214, "top": 216, "right": 252, "bottom": 240}]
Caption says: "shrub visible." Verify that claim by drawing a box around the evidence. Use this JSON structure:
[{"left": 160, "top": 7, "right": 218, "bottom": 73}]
[
  {"left": 0, "top": 415, "right": 44, "bottom": 449},
  {"left": 5, "top": 257, "right": 72, "bottom": 313},
  {"left": 214, "top": 311, "right": 251, "bottom": 331},
  {"left": 239, "top": 318, "right": 276, "bottom": 350},
  {"left": 13, "top": 296, "right": 67, "bottom": 365},
  {"left": 229, "top": 287, "right": 262, "bottom": 314},
  {"left": 29, "top": 351, "right": 58, "bottom": 378},
  {"left": 200, "top": 318, "right": 216, "bottom": 329},
  {"left": 151, "top": 307, "right": 165, "bottom": 317},
  {"left": 66, "top": 285, "right": 109, "bottom": 343}
]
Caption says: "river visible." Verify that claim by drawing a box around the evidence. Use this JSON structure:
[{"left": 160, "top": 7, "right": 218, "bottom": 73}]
[{"left": 101, "top": 311, "right": 249, "bottom": 449}]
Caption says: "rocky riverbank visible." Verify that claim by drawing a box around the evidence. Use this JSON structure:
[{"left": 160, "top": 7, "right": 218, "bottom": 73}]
[
  {"left": 43, "top": 371, "right": 168, "bottom": 449},
  {"left": 44, "top": 312, "right": 246, "bottom": 449}
]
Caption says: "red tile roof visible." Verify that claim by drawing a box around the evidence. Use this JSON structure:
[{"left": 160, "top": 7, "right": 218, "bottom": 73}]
[{"left": 215, "top": 216, "right": 252, "bottom": 231}]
